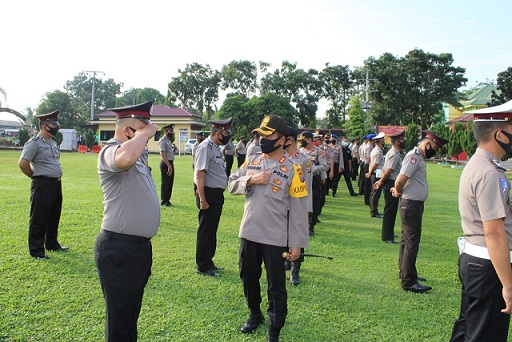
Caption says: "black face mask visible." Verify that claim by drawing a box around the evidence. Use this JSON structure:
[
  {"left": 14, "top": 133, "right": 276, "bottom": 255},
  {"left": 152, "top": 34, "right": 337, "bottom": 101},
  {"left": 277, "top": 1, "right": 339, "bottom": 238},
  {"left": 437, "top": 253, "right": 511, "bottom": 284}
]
[
  {"left": 218, "top": 132, "right": 231, "bottom": 146},
  {"left": 496, "top": 130, "right": 512, "bottom": 155},
  {"left": 260, "top": 137, "right": 281, "bottom": 154},
  {"left": 166, "top": 132, "right": 173, "bottom": 138},
  {"left": 300, "top": 140, "right": 308, "bottom": 148},
  {"left": 398, "top": 141, "right": 406, "bottom": 149},
  {"left": 424, "top": 142, "right": 437, "bottom": 159},
  {"left": 45, "top": 125, "right": 59, "bottom": 136},
  {"left": 283, "top": 138, "right": 292, "bottom": 150},
  {"left": 126, "top": 127, "right": 137, "bottom": 140}
]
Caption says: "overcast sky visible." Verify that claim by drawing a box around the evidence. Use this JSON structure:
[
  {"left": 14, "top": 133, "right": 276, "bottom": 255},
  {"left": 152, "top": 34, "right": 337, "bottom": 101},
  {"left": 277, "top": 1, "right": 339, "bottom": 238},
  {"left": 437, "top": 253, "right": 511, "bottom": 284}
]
[{"left": 1, "top": 0, "right": 510, "bottom": 121}]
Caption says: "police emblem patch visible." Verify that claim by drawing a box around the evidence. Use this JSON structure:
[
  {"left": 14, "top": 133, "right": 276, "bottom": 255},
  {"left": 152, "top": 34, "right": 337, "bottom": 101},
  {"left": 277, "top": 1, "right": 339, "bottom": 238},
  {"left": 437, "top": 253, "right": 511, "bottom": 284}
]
[
  {"left": 500, "top": 178, "right": 508, "bottom": 193},
  {"left": 272, "top": 186, "right": 279, "bottom": 193},
  {"left": 252, "top": 160, "right": 259, "bottom": 165},
  {"left": 411, "top": 158, "right": 417, "bottom": 164},
  {"left": 273, "top": 179, "right": 282, "bottom": 185},
  {"left": 280, "top": 165, "right": 288, "bottom": 172}
]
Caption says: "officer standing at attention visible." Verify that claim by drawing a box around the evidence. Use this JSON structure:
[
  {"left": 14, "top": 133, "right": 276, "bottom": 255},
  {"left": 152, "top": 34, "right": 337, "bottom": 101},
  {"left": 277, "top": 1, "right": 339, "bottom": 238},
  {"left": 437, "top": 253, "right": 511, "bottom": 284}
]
[
  {"left": 229, "top": 115, "right": 309, "bottom": 342},
  {"left": 192, "top": 131, "right": 205, "bottom": 168},
  {"left": 235, "top": 135, "right": 247, "bottom": 168},
  {"left": 284, "top": 126, "right": 313, "bottom": 286},
  {"left": 358, "top": 135, "right": 368, "bottom": 195},
  {"left": 367, "top": 133, "right": 385, "bottom": 218},
  {"left": 362, "top": 133, "right": 376, "bottom": 205},
  {"left": 246, "top": 133, "right": 261, "bottom": 158},
  {"left": 328, "top": 134, "right": 343, "bottom": 198},
  {"left": 351, "top": 138, "right": 360, "bottom": 181},
  {"left": 450, "top": 110, "right": 512, "bottom": 341},
  {"left": 223, "top": 134, "right": 236, "bottom": 177},
  {"left": 158, "top": 123, "right": 175, "bottom": 207},
  {"left": 18, "top": 110, "right": 68, "bottom": 259},
  {"left": 373, "top": 130, "right": 405, "bottom": 244},
  {"left": 94, "top": 101, "right": 160, "bottom": 341},
  {"left": 299, "top": 131, "right": 327, "bottom": 236},
  {"left": 194, "top": 117, "right": 232, "bottom": 277},
  {"left": 340, "top": 136, "right": 357, "bottom": 196},
  {"left": 391, "top": 131, "right": 448, "bottom": 293}
]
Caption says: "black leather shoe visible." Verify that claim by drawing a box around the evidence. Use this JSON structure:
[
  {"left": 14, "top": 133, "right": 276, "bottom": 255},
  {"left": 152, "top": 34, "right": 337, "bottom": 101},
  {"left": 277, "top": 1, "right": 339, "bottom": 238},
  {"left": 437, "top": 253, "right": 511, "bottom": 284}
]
[
  {"left": 350, "top": 193, "right": 359, "bottom": 197},
  {"left": 161, "top": 202, "right": 172, "bottom": 207},
  {"left": 309, "top": 230, "right": 315, "bottom": 237},
  {"left": 406, "top": 283, "right": 432, "bottom": 293},
  {"left": 240, "top": 314, "right": 264, "bottom": 334},
  {"left": 211, "top": 265, "right": 224, "bottom": 271},
  {"left": 385, "top": 240, "right": 399, "bottom": 244},
  {"left": 417, "top": 276, "right": 427, "bottom": 282},
  {"left": 197, "top": 269, "right": 221, "bottom": 277},
  {"left": 47, "top": 246, "right": 69, "bottom": 251},
  {"left": 371, "top": 214, "right": 383, "bottom": 218},
  {"left": 33, "top": 255, "right": 50, "bottom": 259}
]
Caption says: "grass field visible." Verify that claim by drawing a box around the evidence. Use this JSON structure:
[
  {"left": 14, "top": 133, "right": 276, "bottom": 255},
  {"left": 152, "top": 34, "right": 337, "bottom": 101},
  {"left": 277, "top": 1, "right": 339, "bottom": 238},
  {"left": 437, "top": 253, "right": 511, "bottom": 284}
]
[{"left": 0, "top": 149, "right": 502, "bottom": 341}]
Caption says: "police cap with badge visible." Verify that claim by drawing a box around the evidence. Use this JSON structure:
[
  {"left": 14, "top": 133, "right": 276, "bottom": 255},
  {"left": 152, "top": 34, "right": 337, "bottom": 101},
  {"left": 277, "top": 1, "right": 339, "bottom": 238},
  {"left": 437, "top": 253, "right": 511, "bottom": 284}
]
[
  {"left": 108, "top": 100, "right": 153, "bottom": 123},
  {"left": 36, "top": 111, "right": 60, "bottom": 126},
  {"left": 297, "top": 131, "right": 314, "bottom": 141},
  {"left": 162, "top": 123, "right": 175, "bottom": 131},
  {"left": 252, "top": 115, "right": 288, "bottom": 137},
  {"left": 424, "top": 131, "right": 449, "bottom": 148},
  {"left": 209, "top": 117, "right": 233, "bottom": 134}
]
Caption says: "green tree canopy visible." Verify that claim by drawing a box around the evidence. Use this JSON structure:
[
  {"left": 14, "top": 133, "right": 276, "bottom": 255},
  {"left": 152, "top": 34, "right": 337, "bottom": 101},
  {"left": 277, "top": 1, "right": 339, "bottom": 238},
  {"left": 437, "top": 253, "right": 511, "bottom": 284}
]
[
  {"left": 117, "top": 87, "right": 166, "bottom": 107},
  {"left": 490, "top": 67, "right": 512, "bottom": 105},
  {"left": 461, "top": 121, "right": 477, "bottom": 158},
  {"left": 319, "top": 63, "right": 353, "bottom": 127},
  {"left": 343, "top": 96, "right": 370, "bottom": 139},
  {"left": 220, "top": 60, "right": 258, "bottom": 97},
  {"left": 447, "top": 123, "right": 465, "bottom": 164},
  {"left": 36, "top": 90, "right": 87, "bottom": 129},
  {"left": 405, "top": 123, "right": 419, "bottom": 152}
]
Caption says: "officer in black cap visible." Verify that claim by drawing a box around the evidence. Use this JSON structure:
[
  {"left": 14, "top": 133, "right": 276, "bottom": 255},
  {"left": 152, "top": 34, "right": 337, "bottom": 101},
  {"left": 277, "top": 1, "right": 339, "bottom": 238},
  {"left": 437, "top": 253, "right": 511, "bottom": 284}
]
[
  {"left": 194, "top": 117, "right": 233, "bottom": 277},
  {"left": 392, "top": 130, "right": 448, "bottom": 293},
  {"left": 158, "top": 123, "right": 175, "bottom": 207},
  {"left": 18, "top": 110, "right": 68, "bottom": 259},
  {"left": 95, "top": 100, "right": 160, "bottom": 341}
]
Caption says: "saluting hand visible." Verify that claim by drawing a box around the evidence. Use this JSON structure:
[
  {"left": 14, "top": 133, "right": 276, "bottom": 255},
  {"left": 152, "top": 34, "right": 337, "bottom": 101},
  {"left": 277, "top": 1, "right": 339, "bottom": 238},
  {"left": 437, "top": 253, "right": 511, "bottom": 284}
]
[{"left": 140, "top": 123, "right": 159, "bottom": 138}]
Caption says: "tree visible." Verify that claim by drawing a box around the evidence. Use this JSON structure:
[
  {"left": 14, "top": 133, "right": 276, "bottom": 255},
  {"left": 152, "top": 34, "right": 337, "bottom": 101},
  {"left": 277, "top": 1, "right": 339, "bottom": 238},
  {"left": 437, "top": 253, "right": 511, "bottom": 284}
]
[
  {"left": 405, "top": 123, "right": 419, "bottom": 152},
  {"left": 117, "top": 87, "right": 166, "bottom": 107},
  {"left": 365, "top": 49, "right": 467, "bottom": 127},
  {"left": 167, "top": 63, "right": 221, "bottom": 120},
  {"left": 461, "top": 121, "right": 477, "bottom": 158},
  {"left": 246, "top": 93, "right": 299, "bottom": 131},
  {"left": 260, "top": 61, "right": 323, "bottom": 127},
  {"left": 490, "top": 67, "right": 512, "bottom": 105},
  {"left": 343, "top": 95, "right": 370, "bottom": 139},
  {"left": 319, "top": 63, "right": 353, "bottom": 126},
  {"left": 447, "top": 123, "right": 465, "bottom": 165},
  {"left": 216, "top": 93, "right": 253, "bottom": 138},
  {"left": 36, "top": 90, "right": 87, "bottom": 129},
  {"left": 18, "top": 127, "right": 29, "bottom": 146},
  {"left": 430, "top": 122, "right": 450, "bottom": 160},
  {"left": 220, "top": 60, "right": 258, "bottom": 97}
]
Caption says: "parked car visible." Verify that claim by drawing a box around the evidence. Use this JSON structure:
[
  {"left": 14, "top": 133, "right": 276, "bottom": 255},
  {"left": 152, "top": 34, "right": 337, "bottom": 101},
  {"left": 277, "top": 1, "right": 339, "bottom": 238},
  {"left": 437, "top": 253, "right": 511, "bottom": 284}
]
[{"left": 185, "top": 139, "right": 196, "bottom": 154}]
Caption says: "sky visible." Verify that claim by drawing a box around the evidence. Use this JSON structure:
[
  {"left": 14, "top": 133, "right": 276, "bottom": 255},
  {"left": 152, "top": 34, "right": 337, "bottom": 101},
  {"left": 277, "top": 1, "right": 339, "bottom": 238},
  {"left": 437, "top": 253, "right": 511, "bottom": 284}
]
[{"left": 1, "top": 0, "right": 511, "bottom": 122}]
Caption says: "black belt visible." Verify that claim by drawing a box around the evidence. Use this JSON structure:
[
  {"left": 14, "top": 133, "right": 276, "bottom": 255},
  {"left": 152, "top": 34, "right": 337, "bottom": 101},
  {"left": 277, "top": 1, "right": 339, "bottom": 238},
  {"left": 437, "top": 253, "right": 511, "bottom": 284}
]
[
  {"left": 100, "top": 229, "right": 151, "bottom": 243},
  {"left": 400, "top": 198, "right": 424, "bottom": 204},
  {"left": 33, "top": 176, "right": 61, "bottom": 181},
  {"left": 204, "top": 186, "right": 225, "bottom": 194}
]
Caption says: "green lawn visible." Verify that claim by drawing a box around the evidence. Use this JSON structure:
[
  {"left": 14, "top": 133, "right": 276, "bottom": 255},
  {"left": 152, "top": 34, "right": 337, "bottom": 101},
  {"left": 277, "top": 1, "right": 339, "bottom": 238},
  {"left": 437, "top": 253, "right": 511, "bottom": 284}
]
[{"left": 0, "top": 150, "right": 495, "bottom": 341}]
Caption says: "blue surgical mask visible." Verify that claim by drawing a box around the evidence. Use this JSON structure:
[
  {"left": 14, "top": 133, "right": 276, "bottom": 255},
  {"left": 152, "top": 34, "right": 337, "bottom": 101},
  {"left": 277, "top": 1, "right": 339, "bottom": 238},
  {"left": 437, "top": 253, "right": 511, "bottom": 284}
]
[{"left": 343, "top": 141, "right": 349, "bottom": 147}]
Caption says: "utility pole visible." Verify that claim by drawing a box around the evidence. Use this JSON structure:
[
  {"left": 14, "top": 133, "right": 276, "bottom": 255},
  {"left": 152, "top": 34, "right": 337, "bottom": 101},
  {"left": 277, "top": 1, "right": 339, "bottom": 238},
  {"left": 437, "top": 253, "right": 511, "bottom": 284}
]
[
  {"left": 361, "top": 70, "right": 377, "bottom": 124},
  {"left": 85, "top": 71, "right": 104, "bottom": 121}
]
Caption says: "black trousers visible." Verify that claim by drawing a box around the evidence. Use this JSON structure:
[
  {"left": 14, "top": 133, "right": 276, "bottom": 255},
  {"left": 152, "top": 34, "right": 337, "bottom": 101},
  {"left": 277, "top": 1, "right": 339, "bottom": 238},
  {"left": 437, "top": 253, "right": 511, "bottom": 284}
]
[
  {"left": 225, "top": 155, "right": 234, "bottom": 177},
  {"left": 29, "top": 177, "right": 63, "bottom": 256},
  {"left": 320, "top": 170, "right": 329, "bottom": 213},
  {"left": 369, "top": 174, "right": 382, "bottom": 216},
  {"left": 351, "top": 158, "right": 359, "bottom": 180},
  {"left": 330, "top": 163, "right": 341, "bottom": 195},
  {"left": 310, "top": 175, "right": 322, "bottom": 231},
  {"left": 160, "top": 160, "right": 174, "bottom": 205},
  {"left": 358, "top": 162, "right": 367, "bottom": 195},
  {"left": 363, "top": 164, "right": 372, "bottom": 206},
  {"left": 450, "top": 253, "right": 510, "bottom": 342},
  {"left": 381, "top": 179, "right": 399, "bottom": 241},
  {"left": 237, "top": 154, "right": 246, "bottom": 168},
  {"left": 398, "top": 199, "right": 424, "bottom": 289},
  {"left": 239, "top": 238, "right": 288, "bottom": 328},
  {"left": 196, "top": 187, "right": 225, "bottom": 272},
  {"left": 94, "top": 230, "right": 152, "bottom": 342},
  {"left": 341, "top": 166, "right": 356, "bottom": 196}
]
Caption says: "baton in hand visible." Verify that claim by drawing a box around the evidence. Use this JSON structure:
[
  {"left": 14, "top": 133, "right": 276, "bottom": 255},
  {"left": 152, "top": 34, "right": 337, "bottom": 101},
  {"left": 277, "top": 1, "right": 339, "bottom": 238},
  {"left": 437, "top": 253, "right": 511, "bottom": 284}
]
[{"left": 282, "top": 252, "right": 333, "bottom": 260}]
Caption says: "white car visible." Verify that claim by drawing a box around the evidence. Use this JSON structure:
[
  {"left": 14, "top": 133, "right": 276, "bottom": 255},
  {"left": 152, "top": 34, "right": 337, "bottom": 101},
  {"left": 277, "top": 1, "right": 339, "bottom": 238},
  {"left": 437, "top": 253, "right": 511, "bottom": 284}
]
[{"left": 185, "top": 139, "right": 196, "bottom": 154}]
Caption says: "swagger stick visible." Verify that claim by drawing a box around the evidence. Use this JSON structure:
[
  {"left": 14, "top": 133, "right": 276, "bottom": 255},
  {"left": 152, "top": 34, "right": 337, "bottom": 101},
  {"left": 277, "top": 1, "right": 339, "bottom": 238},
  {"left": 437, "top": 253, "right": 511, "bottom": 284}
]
[{"left": 282, "top": 251, "right": 333, "bottom": 260}]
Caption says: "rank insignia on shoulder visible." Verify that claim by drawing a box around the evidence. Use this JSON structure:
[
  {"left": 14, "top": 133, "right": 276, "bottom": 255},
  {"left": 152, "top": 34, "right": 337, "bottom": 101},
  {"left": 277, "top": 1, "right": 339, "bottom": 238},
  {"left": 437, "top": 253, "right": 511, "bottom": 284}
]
[
  {"left": 492, "top": 159, "right": 506, "bottom": 171},
  {"left": 252, "top": 160, "right": 259, "bottom": 165},
  {"left": 279, "top": 156, "right": 286, "bottom": 163}
]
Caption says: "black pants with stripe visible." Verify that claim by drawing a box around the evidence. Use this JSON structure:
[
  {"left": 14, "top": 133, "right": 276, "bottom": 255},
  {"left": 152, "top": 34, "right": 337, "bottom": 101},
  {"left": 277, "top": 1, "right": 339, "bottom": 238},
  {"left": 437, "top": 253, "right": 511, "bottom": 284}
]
[
  {"left": 381, "top": 179, "right": 399, "bottom": 241},
  {"left": 398, "top": 198, "right": 424, "bottom": 289}
]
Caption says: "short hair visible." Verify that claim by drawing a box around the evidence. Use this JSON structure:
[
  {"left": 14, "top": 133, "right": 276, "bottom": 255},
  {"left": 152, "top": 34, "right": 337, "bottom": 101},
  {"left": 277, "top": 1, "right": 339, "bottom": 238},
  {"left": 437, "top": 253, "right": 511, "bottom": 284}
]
[{"left": 473, "top": 121, "right": 510, "bottom": 143}]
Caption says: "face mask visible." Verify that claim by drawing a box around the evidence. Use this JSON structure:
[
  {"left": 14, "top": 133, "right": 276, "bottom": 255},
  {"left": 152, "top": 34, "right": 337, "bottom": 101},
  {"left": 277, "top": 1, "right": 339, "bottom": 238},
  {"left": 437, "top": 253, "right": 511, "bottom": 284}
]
[
  {"left": 45, "top": 125, "right": 59, "bottom": 136},
  {"left": 342, "top": 141, "right": 349, "bottom": 147},
  {"left": 166, "top": 132, "right": 173, "bottom": 138},
  {"left": 218, "top": 132, "right": 231, "bottom": 145},
  {"left": 496, "top": 130, "right": 512, "bottom": 155},
  {"left": 314, "top": 140, "right": 321, "bottom": 147},
  {"left": 300, "top": 140, "right": 308, "bottom": 148},
  {"left": 398, "top": 141, "right": 406, "bottom": 149},
  {"left": 283, "top": 138, "right": 292, "bottom": 150},
  {"left": 260, "top": 137, "right": 281, "bottom": 154},
  {"left": 424, "top": 142, "right": 437, "bottom": 159}
]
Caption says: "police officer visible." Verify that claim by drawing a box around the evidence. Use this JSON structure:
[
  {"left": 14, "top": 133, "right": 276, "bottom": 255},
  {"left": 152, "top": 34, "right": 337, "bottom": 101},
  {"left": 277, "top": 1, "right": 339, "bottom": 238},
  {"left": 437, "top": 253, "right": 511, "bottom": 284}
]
[
  {"left": 328, "top": 134, "right": 343, "bottom": 197},
  {"left": 340, "top": 136, "right": 357, "bottom": 196},
  {"left": 299, "top": 131, "right": 327, "bottom": 236},
  {"left": 367, "top": 133, "right": 385, "bottom": 218},
  {"left": 235, "top": 135, "right": 247, "bottom": 167},
  {"left": 451, "top": 111, "right": 512, "bottom": 341},
  {"left": 351, "top": 138, "right": 360, "bottom": 181},
  {"left": 94, "top": 101, "right": 160, "bottom": 341},
  {"left": 362, "top": 133, "right": 376, "bottom": 204},
  {"left": 194, "top": 117, "right": 232, "bottom": 277},
  {"left": 247, "top": 133, "right": 261, "bottom": 158},
  {"left": 223, "top": 134, "right": 236, "bottom": 177},
  {"left": 229, "top": 115, "right": 309, "bottom": 342},
  {"left": 158, "top": 123, "right": 175, "bottom": 207},
  {"left": 358, "top": 135, "right": 368, "bottom": 195},
  {"left": 284, "top": 126, "right": 313, "bottom": 286},
  {"left": 18, "top": 110, "right": 68, "bottom": 259},
  {"left": 192, "top": 131, "right": 205, "bottom": 169},
  {"left": 391, "top": 131, "right": 448, "bottom": 293},
  {"left": 373, "top": 131, "right": 405, "bottom": 244}
]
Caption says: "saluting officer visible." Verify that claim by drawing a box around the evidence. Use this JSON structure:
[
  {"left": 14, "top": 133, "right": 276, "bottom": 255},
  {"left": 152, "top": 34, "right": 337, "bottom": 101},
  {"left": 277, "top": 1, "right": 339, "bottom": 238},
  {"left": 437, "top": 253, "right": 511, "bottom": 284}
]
[
  {"left": 299, "top": 131, "right": 328, "bottom": 236},
  {"left": 373, "top": 130, "right": 405, "bottom": 244},
  {"left": 158, "top": 123, "right": 175, "bottom": 207},
  {"left": 229, "top": 115, "right": 309, "bottom": 342},
  {"left": 284, "top": 126, "right": 313, "bottom": 286},
  {"left": 94, "top": 101, "right": 160, "bottom": 341},
  {"left": 451, "top": 110, "right": 512, "bottom": 341},
  {"left": 392, "top": 131, "right": 448, "bottom": 293},
  {"left": 18, "top": 110, "right": 68, "bottom": 259},
  {"left": 194, "top": 117, "right": 233, "bottom": 277}
]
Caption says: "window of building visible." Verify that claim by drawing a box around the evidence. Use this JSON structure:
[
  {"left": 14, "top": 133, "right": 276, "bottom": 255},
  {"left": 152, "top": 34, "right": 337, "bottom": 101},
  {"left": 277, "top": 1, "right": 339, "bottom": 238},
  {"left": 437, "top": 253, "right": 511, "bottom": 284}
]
[{"left": 100, "top": 130, "right": 114, "bottom": 141}]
